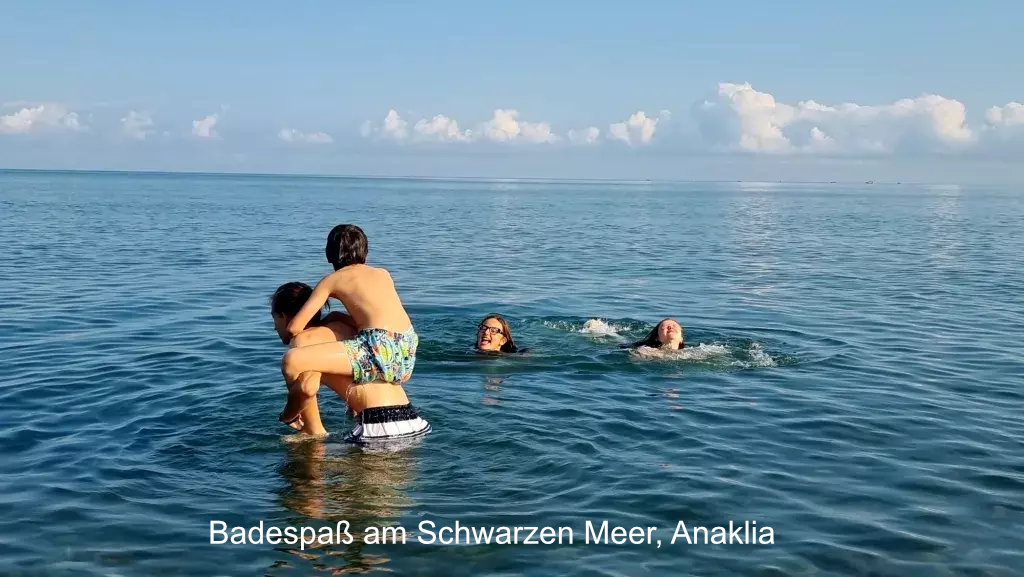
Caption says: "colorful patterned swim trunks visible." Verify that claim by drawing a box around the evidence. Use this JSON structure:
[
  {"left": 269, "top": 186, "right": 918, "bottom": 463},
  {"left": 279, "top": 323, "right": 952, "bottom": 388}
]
[{"left": 342, "top": 327, "right": 418, "bottom": 384}]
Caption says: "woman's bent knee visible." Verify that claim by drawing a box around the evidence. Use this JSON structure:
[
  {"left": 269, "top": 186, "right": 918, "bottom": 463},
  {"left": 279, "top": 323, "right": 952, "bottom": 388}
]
[{"left": 281, "top": 348, "right": 304, "bottom": 381}]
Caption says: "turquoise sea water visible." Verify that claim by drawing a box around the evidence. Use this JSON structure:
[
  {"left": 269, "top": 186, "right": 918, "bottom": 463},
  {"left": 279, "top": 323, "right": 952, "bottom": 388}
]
[{"left": 1, "top": 170, "right": 1022, "bottom": 576}]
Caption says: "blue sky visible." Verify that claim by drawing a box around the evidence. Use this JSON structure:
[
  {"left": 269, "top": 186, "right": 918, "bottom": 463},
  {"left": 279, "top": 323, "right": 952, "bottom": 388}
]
[{"left": 3, "top": 1, "right": 1023, "bottom": 182}]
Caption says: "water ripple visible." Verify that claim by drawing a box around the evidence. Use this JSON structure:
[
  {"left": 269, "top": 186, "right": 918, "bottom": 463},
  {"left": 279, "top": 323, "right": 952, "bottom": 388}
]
[{"left": 1, "top": 172, "right": 1022, "bottom": 576}]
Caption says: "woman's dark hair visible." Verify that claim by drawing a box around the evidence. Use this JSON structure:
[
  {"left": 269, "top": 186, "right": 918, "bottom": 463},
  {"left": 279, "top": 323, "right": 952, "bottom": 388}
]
[
  {"left": 270, "top": 282, "right": 324, "bottom": 322},
  {"left": 325, "top": 224, "right": 368, "bottom": 270},
  {"left": 626, "top": 319, "right": 684, "bottom": 350},
  {"left": 477, "top": 314, "right": 519, "bottom": 353}
]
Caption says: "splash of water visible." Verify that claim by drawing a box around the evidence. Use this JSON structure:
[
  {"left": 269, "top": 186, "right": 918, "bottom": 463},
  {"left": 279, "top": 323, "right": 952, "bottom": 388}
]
[
  {"left": 742, "top": 343, "right": 777, "bottom": 368},
  {"left": 630, "top": 343, "right": 729, "bottom": 361},
  {"left": 579, "top": 318, "right": 623, "bottom": 337},
  {"left": 629, "top": 342, "right": 779, "bottom": 369}
]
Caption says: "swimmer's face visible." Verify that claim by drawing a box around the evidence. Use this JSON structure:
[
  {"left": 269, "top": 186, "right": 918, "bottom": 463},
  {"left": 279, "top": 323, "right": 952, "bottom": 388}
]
[
  {"left": 272, "top": 313, "right": 292, "bottom": 344},
  {"left": 477, "top": 318, "right": 508, "bottom": 352},
  {"left": 657, "top": 319, "right": 683, "bottom": 345}
]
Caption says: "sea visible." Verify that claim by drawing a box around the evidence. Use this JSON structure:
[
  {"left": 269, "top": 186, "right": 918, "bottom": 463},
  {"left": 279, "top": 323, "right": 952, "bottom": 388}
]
[{"left": 1, "top": 170, "right": 1021, "bottom": 576}]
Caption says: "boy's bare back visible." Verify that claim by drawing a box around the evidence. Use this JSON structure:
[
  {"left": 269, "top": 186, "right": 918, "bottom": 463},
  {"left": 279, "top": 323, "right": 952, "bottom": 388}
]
[
  {"left": 327, "top": 264, "right": 411, "bottom": 331},
  {"left": 287, "top": 264, "right": 411, "bottom": 337}
]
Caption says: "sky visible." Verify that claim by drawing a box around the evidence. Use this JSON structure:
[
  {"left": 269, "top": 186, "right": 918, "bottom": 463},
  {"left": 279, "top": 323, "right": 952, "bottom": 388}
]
[{"left": 2, "top": 1, "right": 1023, "bottom": 183}]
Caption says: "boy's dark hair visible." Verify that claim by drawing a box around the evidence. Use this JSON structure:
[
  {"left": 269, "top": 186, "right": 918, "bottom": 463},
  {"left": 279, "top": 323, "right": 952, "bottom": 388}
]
[
  {"left": 270, "top": 282, "right": 323, "bottom": 321},
  {"left": 325, "top": 224, "right": 368, "bottom": 270}
]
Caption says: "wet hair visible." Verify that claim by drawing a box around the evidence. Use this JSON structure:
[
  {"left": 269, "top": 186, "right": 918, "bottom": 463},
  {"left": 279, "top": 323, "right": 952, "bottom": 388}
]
[
  {"left": 270, "top": 282, "right": 323, "bottom": 322},
  {"left": 477, "top": 314, "right": 519, "bottom": 353},
  {"left": 628, "top": 319, "right": 684, "bottom": 350},
  {"left": 325, "top": 224, "right": 368, "bottom": 270}
]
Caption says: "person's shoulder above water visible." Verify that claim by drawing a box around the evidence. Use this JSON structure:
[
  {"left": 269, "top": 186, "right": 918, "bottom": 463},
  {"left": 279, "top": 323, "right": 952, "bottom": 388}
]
[
  {"left": 621, "top": 318, "right": 685, "bottom": 350},
  {"left": 475, "top": 314, "right": 521, "bottom": 354}
]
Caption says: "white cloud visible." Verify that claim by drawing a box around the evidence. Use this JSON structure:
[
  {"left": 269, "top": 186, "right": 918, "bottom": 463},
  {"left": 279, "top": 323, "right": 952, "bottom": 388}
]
[
  {"left": 383, "top": 109, "right": 408, "bottom": 140},
  {"left": 351, "top": 91, "right": 1024, "bottom": 156},
  {"left": 979, "top": 102, "right": 1024, "bottom": 153},
  {"left": 361, "top": 109, "right": 409, "bottom": 141},
  {"left": 191, "top": 113, "right": 219, "bottom": 139},
  {"left": 62, "top": 112, "right": 81, "bottom": 131},
  {"left": 807, "top": 126, "right": 836, "bottom": 152},
  {"left": 481, "top": 109, "right": 520, "bottom": 142},
  {"left": 608, "top": 110, "right": 663, "bottom": 146},
  {"left": 694, "top": 82, "right": 974, "bottom": 154},
  {"left": 278, "top": 128, "right": 333, "bottom": 144},
  {"left": 481, "top": 109, "right": 558, "bottom": 143},
  {"left": 362, "top": 108, "right": 557, "bottom": 144},
  {"left": 121, "top": 110, "right": 155, "bottom": 140},
  {"left": 519, "top": 120, "right": 558, "bottom": 143},
  {"left": 568, "top": 126, "right": 601, "bottom": 145},
  {"left": 413, "top": 114, "right": 471, "bottom": 142},
  {"left": 0, "top": 104, "right": 81, "bottom": 134},
  {"left": 985, "top": 102, "right": 1024, "bottom": 127},
  {"left": 364, "top": 110, "right": 472, "bottom": 142}
]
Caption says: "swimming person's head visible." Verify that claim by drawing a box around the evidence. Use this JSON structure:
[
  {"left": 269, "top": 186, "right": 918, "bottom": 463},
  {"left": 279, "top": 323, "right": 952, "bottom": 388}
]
[
  {"left": 270, "top": 282, "right": 322, "bottom": 344},
  {"left": 325, "top": 224, "right": 368, "bottom": 271},
  {"left": 476, "top": 314, "right": 518, "bottom": 353},
  {"left": 633, "top": 318, "right": 684, "bottom": 350}
]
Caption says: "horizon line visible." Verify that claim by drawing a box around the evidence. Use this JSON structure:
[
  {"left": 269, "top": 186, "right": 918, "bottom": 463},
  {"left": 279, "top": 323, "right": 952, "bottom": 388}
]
[{"left": 0, "top": 167, "right": 958, "bottom": 188}]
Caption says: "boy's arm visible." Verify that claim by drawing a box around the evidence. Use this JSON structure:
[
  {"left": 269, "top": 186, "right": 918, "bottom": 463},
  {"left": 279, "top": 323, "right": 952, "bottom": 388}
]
[{"left": 286, "top": 274, "right": 337, "bottom": 338}]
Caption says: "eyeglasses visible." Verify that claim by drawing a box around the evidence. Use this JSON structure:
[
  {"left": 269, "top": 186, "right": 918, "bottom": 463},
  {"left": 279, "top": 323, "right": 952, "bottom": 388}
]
[{"left": 477, "top": 324, "right": 504, "bottom": 336}]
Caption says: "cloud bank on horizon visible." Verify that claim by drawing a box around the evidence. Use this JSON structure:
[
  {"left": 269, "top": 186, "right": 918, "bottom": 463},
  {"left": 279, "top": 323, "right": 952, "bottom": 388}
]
[
  {"left": 697, "top": 83, "right": 974, "bottom": 154},
  {"left": 278, "top": 128, "right": 333, "bottom": 144},
  {"left": 357, "top": 84, "right": 1021, "bottom": 155},
  {"left": 120, "top": 110, "right": 155, "bottom": 141},
  {"left": 3, "top": 83, "right": 1023, "bottom": 157},
  {"left": 0, "top": 103, "right": 82, "bottom": 135}
]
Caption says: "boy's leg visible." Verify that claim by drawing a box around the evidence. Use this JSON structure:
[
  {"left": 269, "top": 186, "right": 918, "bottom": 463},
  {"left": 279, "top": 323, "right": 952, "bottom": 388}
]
[
  {"left": 282, "top": 341, "right": 355, "bottom": 384},
  {"left": 316, "top": 324, "right": 358, "bottom": 403}
]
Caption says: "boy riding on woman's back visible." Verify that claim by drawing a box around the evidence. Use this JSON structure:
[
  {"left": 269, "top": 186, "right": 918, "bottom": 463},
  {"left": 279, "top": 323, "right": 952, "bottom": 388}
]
[{"left": 271, "top": 224, "right": 429, "bottom": 443}]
